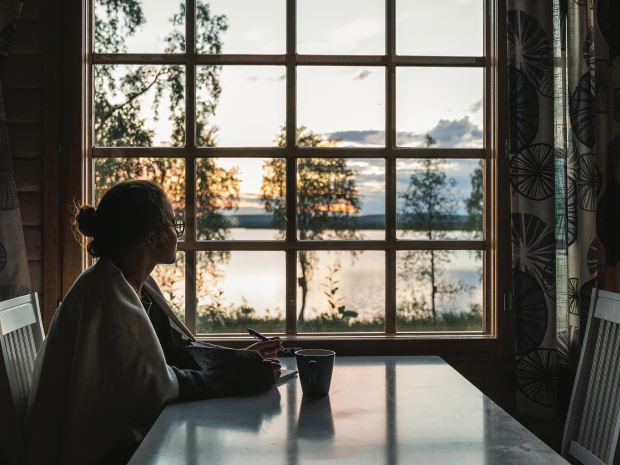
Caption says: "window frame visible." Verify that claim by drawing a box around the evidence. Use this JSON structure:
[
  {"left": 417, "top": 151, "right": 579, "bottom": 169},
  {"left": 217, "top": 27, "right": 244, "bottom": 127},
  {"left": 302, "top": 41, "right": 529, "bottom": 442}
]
[{"left": 71, "top": 0, "right": 512, "bottom": 350}]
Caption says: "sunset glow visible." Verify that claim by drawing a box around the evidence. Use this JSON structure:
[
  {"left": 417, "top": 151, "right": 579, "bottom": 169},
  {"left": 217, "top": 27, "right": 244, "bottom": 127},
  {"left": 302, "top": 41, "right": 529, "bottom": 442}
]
[{"left": 313, "top": 199, "right": 359, "bottom": 213}]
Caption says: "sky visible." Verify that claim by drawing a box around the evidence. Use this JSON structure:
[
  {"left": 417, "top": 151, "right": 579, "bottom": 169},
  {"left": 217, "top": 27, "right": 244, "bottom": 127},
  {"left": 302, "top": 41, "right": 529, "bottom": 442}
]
[{"left": 96, "top": 0, "right": 484, "bottom": 217}]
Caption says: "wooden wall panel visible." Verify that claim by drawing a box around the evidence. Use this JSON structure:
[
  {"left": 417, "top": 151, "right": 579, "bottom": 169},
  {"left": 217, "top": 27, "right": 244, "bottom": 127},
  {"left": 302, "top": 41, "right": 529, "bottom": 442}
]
[
  {"left": 17, "top": 192, "right": 43, "bottom": 226},
  {"left": 3, "top": 89, "right": 43, "bottom": 123},
  {"left": 5, "top": 13, "right": 45, "bottom": 300},
  {"left": 12, "top": 157, "right": 42, "bottom": 192},
  {"left": 3, "top": 55, "right": 43, "bottom": 89},
  {"left": 19, "top": 1, "right": 43, "bottom": 20},
  {"left": 11, "top": 20, "right": 43, "bottom": 55},
  {"left": 7, "top": 122, "right": 43, "bottom": 158},
  {"left": 23, "top": 226, "right": 42, "bottom": 261},
  {"left": 28, "top": 260, "right": 43, "bottom": 299}
]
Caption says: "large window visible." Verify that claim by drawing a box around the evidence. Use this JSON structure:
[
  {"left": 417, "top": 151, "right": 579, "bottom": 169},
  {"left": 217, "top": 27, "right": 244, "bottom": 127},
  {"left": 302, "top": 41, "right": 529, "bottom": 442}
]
[{"left": 92, "top": 0, "right": 490, "bottom": 336}]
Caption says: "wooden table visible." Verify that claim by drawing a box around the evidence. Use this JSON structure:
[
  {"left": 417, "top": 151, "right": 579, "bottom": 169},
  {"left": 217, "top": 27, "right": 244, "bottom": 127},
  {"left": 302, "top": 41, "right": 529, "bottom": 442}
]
[{"left": 129, "top": 356, "right": 568, "bottom": 464}]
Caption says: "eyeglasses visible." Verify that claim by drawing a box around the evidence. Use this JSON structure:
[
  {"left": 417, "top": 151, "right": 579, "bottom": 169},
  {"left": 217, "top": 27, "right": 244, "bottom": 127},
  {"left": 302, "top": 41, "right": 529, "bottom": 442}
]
[{"left": 170, "top": 219, "right": 185, "bottom": 238}]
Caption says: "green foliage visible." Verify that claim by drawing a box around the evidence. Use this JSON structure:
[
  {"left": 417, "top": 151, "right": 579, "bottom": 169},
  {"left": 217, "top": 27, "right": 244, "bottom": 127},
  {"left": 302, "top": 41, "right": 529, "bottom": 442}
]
[
  {"left": 94, "top": 0, "right": 227, "bottom": 148},
  {"left": 95, "top": 0, "right": 145, "bottom": 54},
  {"left": 399, "top": 159, "right": 458, "bottom": 238},
  {"left": 95, "top": 1, "right": 241, "bottom": 321},
  {"left": 464, "top": 159, "right": 484, "bottom": 236},
  {"left": 197, "top": 293, "right": 286, "bottom": 334},
  {"left": 320, "top": 266, "right": 358, "bottom": 322},
  {"left": 398, "top": 134, "right": 472, "bottom": 330},
  {"left": 397, "top": 303, "right": 483, "bottom": 332}
]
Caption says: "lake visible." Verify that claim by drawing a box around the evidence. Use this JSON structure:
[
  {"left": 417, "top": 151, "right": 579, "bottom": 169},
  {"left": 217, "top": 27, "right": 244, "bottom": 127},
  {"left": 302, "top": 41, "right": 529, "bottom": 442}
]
[{"left": 173, "top": 229, "right": 483, "bottom": 321}]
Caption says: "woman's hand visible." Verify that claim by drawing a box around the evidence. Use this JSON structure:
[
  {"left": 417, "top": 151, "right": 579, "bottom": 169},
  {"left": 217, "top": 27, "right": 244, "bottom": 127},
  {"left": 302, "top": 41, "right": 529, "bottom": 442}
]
[
  {"left": 271, "top": 359, "right": 281, "bottom": 383},
  {"left": 245, "top": 337, "right": 281, "bottom": 360}
]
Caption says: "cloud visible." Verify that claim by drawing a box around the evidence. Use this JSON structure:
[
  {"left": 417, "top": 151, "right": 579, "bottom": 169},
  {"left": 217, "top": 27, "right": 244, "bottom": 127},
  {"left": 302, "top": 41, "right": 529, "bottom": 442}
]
[
  {"left": 327, "top": 130, "right": 385, "bottom": 146},
  {"left": 468, "top": 99, "right": 483, "bottom": 112},
  {"left": 247, "top": 75, "right": 286, "bottom": 81},
  {"left": 326, "top": 117, "right": 483, "bottom": 148},
  {"left": 354, "top": 70, "right": 372, "bottom": 80},
  {"left": 426, "top": 117, "right": 483, "bottom": 147}
]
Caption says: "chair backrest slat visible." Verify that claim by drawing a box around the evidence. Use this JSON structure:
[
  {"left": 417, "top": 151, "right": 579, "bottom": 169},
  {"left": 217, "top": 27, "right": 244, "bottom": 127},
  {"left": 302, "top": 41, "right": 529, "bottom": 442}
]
[
  {"left": 595, "top": 294, "right": 620, "bottom": 324},
  {"left": 579, "top": 319, "right": 608, "bottom": 451},
  {"left": 593, "top": 322, "right": 617, "bottom": 458},
  {"left": 0, "top": 303, "right": 36, "bottom": 336},
  {"left": 564, "top": 289, "right": 620, "bottom": 465},
  {"left": 596, "top": 324, "right": 620, "bottom": 459},
  {"left": 0, "top": 293, "right": 45, "bottom": 465},
  {"left": 5, "top": 332, "right": 27, "bottom": 412}
]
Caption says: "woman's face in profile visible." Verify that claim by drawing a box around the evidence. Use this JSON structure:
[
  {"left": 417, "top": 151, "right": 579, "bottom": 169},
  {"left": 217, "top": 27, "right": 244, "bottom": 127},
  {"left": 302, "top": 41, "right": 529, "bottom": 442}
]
[{"left": 159, "top": 198, "right": 178, "bottom": 265}]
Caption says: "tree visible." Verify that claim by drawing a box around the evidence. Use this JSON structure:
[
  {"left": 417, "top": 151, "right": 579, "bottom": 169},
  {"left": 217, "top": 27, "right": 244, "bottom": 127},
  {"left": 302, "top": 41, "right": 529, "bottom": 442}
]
[
  {"left": 463, "top": 159, "right": 484, "bottom": 282},
  {"left": 464, "top": 160, "right": 484, "bottom": 236},
  {"left": 398, "top": 134, "right": 471, "bottom": 330},
  {"left": 261, "top": 126, "right": 363, "bottom": 327},
  {"left": 94, "top": 0, "right": 226, "bottom": 148},
  {"left": 94, "top": 1, "right": 241, "bottom": 321}
]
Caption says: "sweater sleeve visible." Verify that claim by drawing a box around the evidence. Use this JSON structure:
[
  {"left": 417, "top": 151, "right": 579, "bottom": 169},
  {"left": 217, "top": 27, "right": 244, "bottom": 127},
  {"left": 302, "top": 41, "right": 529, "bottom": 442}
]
[
  {"left": 144, "top": 290, "right": 275, "bottom": 401},
  {"left": 171, "top": 359, "right": 276, "bottom": 401}
]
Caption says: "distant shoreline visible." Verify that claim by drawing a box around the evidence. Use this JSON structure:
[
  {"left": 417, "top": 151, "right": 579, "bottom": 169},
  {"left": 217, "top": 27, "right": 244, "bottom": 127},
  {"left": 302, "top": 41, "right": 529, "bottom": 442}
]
[{"left": 222, "top": 214, "right": 471, "bottom": 230}]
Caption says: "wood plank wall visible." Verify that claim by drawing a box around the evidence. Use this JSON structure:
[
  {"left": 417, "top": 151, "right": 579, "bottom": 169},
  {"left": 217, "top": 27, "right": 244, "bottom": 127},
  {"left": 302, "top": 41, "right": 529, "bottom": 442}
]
[{"left": 6, "top": 1, "right": 44, "bottom": 304}]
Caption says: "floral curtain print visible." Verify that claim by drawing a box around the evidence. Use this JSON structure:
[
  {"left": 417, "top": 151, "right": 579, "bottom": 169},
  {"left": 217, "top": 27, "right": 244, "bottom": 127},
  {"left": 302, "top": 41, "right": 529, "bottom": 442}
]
[
  {"left": 508, "top": 0, "right": 620, "bottom": 419},
  {"left": 0, "top": 1, "right": 29, "bottom": 302}
]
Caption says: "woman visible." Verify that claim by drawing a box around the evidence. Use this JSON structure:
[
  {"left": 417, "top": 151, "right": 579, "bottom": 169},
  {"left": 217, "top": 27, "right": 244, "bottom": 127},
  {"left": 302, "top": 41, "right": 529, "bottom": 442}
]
[{"left": 25, "top": 180, "right": 281, "bottom": 465}]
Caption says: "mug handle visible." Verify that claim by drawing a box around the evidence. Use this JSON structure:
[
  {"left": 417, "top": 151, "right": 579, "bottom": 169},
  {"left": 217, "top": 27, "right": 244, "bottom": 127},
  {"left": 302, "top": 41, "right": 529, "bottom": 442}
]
[{"left": 309, "top": 360, "right": 317, "bottom": 384}]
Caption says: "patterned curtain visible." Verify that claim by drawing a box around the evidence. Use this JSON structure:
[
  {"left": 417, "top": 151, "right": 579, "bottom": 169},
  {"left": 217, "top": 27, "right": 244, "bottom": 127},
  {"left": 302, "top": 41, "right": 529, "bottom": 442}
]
[
  {"left": 508, "top": 0, "right": 620, "bottom": 418},
  {"left": 0, "top": 1, "right": 29, "bottom": 301}
]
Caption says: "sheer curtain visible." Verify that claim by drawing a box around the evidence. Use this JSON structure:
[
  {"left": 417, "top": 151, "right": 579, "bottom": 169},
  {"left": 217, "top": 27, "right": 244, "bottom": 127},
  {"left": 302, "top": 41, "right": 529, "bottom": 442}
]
[
  {"left": 508, "top": 0, "right": 620, "bottom": 418},
  {"left": 0, "top": 0, "right": 30, "bottom": 301}
]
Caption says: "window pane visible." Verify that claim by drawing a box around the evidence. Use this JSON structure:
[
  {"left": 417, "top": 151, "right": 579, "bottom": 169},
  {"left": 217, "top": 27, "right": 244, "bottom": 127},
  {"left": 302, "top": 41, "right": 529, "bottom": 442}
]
[
  {"left": 197, "top": 66, "right": 286, "bottom": 147},
  {"left": 397, "top": 159, "right": 483, "bottom": 240},
  {"left": 298, "top": 67, "right": 384, "bottom": 146},
  {"left": 297, "top": 158, "right": 385, "bottom": 240},
  {"left": 152, "top": 251, "right": 186, "bottom": 323},
  {"left": 397, "top": 250, "right": 483, "bottom": 332},
  {"left": 200, "top": 0, "right": 285, "bottom": 54},
  {"left": 297, "top": 0, "right": 384, "bottom": 55},
  {"left": 95, "top": 65, "right": 186, "bottom": 147},
  {"left": 396, "top": 68, "right": 483, "bottom": 148},
  {"left": 297, "top": 251, "right": 385, "bottom": 332},
  {"left": 396, "top": 0, "right": 484, "bottom": 57},
  {"left": 198, "top": 158, "right": 284, "bottom": 241},
  {"left": 94, "top": 158, "right": 186, "bottom": 223},
  {"left": 95, "top": 0, "right": 185, "bottom": 54},
  {"left": 196, "top": 251, "right": 285, "bottom": 333}
]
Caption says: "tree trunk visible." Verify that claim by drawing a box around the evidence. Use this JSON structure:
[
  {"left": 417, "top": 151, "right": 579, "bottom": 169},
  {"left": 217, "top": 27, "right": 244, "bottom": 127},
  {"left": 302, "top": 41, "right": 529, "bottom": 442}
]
[
  {"left": 297, "top": 260, "right": 309, "bottom": 328},
  {"left": 430, "top": 250, "right": 438, "bottom": 331}
]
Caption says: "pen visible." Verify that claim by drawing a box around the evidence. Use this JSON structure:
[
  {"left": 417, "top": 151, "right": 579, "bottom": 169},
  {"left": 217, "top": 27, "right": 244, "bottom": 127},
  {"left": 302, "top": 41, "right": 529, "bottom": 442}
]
[{"left": 247, "top": 328, "right": 284, "bottom": 351}]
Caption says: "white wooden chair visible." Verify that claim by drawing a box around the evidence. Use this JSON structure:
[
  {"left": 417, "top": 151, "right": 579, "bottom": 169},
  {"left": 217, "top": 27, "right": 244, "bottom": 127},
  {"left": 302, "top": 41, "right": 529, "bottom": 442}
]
[
  {"left": 563, "top": 289, "right": 620, "bottom": 465},
  {"left": 0, "top": 293, "right": 45, "bottom": 465}
]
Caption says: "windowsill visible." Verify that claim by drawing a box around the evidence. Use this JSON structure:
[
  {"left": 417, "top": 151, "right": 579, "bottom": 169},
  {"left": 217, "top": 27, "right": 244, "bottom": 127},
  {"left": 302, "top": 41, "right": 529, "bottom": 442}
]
[
  {"left": 196, "top": 334, "right": 503, "bottom": 360},
  {"left": 196, "top": 333, "right": 494, "bottom": 339}
]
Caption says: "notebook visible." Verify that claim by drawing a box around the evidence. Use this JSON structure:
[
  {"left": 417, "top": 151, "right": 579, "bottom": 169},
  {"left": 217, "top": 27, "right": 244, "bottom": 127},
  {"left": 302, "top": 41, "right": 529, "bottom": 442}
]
[{"left": 277, "top": 369, "right": 298, "bottom": 384}]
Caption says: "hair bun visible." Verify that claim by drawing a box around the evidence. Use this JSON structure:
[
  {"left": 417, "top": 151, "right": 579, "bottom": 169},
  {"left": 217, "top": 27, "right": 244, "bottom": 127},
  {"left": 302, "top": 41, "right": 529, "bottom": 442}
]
[{"left": 76, "top": 205, "right": 99, "bottom": 237}]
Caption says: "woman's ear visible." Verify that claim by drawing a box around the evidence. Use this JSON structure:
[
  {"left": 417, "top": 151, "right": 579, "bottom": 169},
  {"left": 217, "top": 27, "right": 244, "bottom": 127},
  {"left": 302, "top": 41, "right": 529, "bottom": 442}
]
[{"left": 144, "top": 231, "right": 157, "bottom": 249}]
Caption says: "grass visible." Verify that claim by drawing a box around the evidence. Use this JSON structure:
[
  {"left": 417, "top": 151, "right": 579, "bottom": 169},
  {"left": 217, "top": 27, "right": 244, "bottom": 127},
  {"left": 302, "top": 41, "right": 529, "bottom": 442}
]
[{"left": 193, "top": 305, "right": 483, "bottom": 334}]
